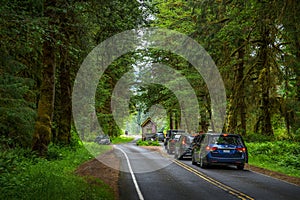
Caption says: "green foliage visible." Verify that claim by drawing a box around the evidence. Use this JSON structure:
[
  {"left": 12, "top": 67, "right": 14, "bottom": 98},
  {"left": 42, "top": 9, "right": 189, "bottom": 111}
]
[
  {"left": 246, "top": 141, "right": 300, "bottom": 177},
  {"left": 0, "top": 0, "right": 43, "bottom": 149},
  {"left": 244, "top": 132, "right": 274, "bottom": 142},
  {"left": 0, "top": 145, "right": 114, "bottom": 200},
  {"left": 151, "top": 0, "right": 300, "bottom": 136},
  {"left": 83, "top": 141, "right": 112, "bottom": 156},
  {"left": 111, "top": 135, "right": 134, "bottom": 144},
  {"left": 136, "top": 139, "right": 160, "bottom": 146},
  {"left": 0, "top": 65, "right": 36, "bottom": 148}
]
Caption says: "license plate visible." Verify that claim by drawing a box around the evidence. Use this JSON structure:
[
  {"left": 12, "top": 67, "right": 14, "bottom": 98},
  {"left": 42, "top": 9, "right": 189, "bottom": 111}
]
[{"left": 223, "top": 150, "right": 230, "bottom": 153}]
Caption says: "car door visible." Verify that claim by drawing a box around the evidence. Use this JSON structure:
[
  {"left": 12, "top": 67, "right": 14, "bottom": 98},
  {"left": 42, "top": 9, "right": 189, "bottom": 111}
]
[
  {"left": 198, "top": 135, "right": 210, "bottom": 159},
  {"left": 193, "top": 134, "right": 205, "bottom": 162}
]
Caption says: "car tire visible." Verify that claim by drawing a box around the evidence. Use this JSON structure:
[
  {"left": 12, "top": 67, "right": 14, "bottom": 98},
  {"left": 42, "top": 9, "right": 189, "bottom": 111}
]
[
  {"left": 174, "top": 153, "right": 178, "bottom": 159},
  {"left": 199, "top": 157, "right": 207, "bottom": 169},
  {"left": 191, "top": 152, "right": 197, "bottom": 165},
  {"left": 237, "top": 164, "right": 244, "bottom": 170},
  {"left": 192, "top": 156, "right": 197, "bottom": 165}
]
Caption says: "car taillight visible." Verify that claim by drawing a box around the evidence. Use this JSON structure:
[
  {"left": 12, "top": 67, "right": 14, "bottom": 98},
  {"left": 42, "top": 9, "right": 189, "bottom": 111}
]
[
  {"left": 206, "top": 146, "right": 218, "bottom": 151},
  {"left": 236, "top": 147, "right": 246, "bottom": 152}
]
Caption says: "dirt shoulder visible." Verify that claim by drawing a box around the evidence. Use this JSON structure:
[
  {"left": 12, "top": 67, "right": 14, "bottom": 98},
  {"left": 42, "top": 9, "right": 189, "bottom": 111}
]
[
  {"left": 247, "top": 164, "right": 300, "bottom": 186},
  {"left": 75, "top": 145, "right": 300, "bottom": 200},
  {"left": 75, "top": 150, "right": 120, "bottom": 200}
]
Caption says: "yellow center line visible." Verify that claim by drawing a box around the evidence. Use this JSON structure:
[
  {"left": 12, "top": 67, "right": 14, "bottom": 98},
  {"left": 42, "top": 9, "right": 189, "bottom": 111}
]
[{"left": 173, "top": 160, "right": 255, "bottom": 200}]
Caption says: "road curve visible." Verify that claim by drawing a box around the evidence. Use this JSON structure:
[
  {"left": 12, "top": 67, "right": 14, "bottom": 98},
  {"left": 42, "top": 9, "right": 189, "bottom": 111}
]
[{"left": 115, "top": 141, "right": 300, "bottom": 200}]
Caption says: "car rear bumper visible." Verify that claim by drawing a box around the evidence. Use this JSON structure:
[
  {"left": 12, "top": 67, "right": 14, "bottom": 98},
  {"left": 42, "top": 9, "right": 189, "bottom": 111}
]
[
  {"left": 207, "top": 157, "right": 246, "bottom": 165},
  {"left": 181, "top": 149, "right": 192, "bottom": 156}
]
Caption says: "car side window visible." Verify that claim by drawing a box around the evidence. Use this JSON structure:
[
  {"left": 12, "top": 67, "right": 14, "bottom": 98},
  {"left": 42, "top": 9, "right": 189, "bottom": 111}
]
[
  {"left": 199, "top": 135, "right": 205, "bottom": 143},
  {"left": 201, "top": 135, "right": 208, "bottom": 144}
]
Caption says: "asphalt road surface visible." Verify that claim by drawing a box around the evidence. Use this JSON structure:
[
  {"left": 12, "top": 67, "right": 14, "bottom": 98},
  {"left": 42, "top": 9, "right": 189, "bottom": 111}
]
[{"left": 115, "top": 140, "right": 300, "bottom": 200}]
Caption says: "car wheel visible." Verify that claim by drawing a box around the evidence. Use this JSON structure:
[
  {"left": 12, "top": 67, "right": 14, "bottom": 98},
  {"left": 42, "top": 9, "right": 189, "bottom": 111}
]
[
  {"left": 192, "top": 155, "right": 197, "bottom": 165},
  {"left": 192, "top": 152, "right": 197, "bottom": 165},
  {"left": 174, "top": 153, "right": 178, "bottom": 159},
  {"left": 177, "top": 153, "right": 183, "bottom": 160},
  {"left": 199, "top": 157, "right": 207, "bottom": 169},
  {"left": 237, "top": 164, "right": 244, "bottom": 170}
]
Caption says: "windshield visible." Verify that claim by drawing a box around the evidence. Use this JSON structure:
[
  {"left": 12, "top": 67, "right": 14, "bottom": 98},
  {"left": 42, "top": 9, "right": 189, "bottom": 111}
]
[{"left": 209, "top": 135, "right": 243, "bottom": 146}]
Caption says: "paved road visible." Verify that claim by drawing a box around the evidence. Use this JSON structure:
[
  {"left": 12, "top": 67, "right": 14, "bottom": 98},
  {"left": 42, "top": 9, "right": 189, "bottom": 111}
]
[{"left": 115, "top": 141, "right": 300, "bottom": 200}]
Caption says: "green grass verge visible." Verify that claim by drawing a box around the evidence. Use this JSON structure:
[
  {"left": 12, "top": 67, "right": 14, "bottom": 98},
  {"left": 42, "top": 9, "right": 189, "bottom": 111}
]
[
  {"left": 0, "top": 144, "right": 114, "bottom": 200},
  {"left": 246, "top": 141, "right": 300, "bottom": 178},
  {"left": 111, "top": 135, "right": 134, "bottom": 144},
  {"left": 136, "top": 139, "right": 160, "bottom": 146}
]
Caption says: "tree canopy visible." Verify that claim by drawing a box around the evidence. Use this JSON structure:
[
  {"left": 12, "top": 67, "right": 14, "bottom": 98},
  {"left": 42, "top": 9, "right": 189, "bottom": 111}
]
[{"left": 0, "top": 0, "right": 299, "bottom": 155}]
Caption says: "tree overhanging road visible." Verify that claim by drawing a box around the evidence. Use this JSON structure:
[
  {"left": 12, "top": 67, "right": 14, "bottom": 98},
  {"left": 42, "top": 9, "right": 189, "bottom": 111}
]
[{"left": 115, "top": 140, "right": 300, "bottom": 200}]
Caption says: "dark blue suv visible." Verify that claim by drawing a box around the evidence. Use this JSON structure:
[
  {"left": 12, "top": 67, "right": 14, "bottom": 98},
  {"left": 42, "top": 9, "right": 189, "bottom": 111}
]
[{"left": 191, "top": 133, "right": 248, "bottom": 170}]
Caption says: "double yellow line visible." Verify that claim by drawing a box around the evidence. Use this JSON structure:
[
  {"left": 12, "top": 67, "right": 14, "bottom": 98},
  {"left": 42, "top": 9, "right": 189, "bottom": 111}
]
[{"left": 173, "top": 160, "right": 255, "bottom": 200}]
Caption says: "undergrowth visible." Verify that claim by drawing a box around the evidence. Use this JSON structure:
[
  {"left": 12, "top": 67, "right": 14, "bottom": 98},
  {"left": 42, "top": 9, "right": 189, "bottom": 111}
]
[
  {"left": 246, "top": 141, "right": 300, "bottom": 178},
  {"left": 0, "top": 143, "right": 114, "bottom": 200}
]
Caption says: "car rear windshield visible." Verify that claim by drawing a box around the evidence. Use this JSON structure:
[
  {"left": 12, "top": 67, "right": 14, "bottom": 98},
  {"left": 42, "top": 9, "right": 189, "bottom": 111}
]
[
  {"left": 173, "top": 134, "right": 181, "bottom": 140},
  {"left": 209, "top": 135, "right": 243, "bottom": 146},
  {"left": 186, "top": 136, "right": 194, "bottom": 144}
]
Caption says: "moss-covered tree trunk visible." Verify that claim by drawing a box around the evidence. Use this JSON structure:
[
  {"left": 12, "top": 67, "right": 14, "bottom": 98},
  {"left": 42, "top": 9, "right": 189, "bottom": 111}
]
[
  {"left": 56, "top": 9, "right": 73, "bottom": 145},
  {"left": 32, "top": 1, "right": 56, "bottom": 156},
  {"left": 227, "top": 42, "right": 246, "bottom": 135},
  {"left": 238, "top": 47, "right": 246, "bottom": 135},
  {"left": 258, "top": 23, "right": 273, "bottom": 136},
  {"left": 32, "top": 40, "right": 56, "bottom": 156},
  {"left": 57, "top": 56, "right": 71, "bottom": 145}
]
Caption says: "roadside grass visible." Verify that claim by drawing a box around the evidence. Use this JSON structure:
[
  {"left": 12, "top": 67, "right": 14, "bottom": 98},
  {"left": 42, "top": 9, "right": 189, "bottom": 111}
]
[
  {"left": 111, "top": 135, "right": 134, "bottom": 144},
  {"left": 83, "top": 141, "right": 113, "bottom": 155},
  {"left": 0, "top": 144, "right": 114, "bottom": 200},
  {"left": 136, "top": 139, "right": 160, "bottom": 146},
  {"left": 246, "top": 141, "right": 300, "bottom": 178}
]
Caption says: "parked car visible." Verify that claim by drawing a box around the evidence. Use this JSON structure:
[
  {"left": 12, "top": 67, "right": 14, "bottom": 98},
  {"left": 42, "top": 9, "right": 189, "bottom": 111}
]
[
  {"left": 192, "top": 133, "right": 248, "bottom": 170},
  {"left": 154, "top": 132, "right": 165, "bottom": 142},
  {"left": 167, "top": 134, "right": 181, "bottom": 154},
  {"left": 174, "top": 135, "right": 194, "bottom": 160},
  {"left": 191, "top": 133, "right": 204, "bottom": 150},
  {"left": 164, "top": 129, "right": 185, "bottom": 150},
  {"left": 94, "top": 135, "right": 111, "bottom": 145}
]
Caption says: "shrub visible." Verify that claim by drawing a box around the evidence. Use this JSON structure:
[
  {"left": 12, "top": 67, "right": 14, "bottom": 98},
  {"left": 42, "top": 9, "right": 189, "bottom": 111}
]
[{"left": 246, "top": 141, "right": 300, "bottom": 177}]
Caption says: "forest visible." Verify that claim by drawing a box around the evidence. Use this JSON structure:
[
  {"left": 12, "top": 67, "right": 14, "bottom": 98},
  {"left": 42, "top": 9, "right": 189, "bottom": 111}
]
[{"left": 0, "top": 0, "right": 299, "bottom": 199}]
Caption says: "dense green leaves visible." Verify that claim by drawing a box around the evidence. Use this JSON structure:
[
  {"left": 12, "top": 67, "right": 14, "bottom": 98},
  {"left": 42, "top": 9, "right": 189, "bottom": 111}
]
[
  {"left": 150, "top": 0, "right": 300, "bottom": 138},
  {"left": 0, "top": 0, "right": 145, "bottom": 152},
  {"left": 0, "top": 0, "right": 299, "bottom": 152}
]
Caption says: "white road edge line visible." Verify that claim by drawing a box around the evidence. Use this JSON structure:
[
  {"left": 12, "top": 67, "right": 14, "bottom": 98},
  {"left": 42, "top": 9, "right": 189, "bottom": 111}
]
[{"left": 114, "top": 145, "right": 144, "bottom": 200}]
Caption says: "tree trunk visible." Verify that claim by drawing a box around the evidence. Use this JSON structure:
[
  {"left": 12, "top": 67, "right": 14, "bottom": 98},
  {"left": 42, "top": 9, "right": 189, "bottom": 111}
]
[
  {"left": 237, "top": 47, "right": 246, "bottom": 135},
  {"left": 174, "top": 110, "right": 179, "bottom": 130},
  {"left": 258, "top": 25, "right": 273, "bottom": 136},
  {"left": 54, "top": 5, "right": 73, "bottom": 145},
  {"left": 200, "top": 112, "right": 208, "bottom": 133},
  {"left": 227, "top": 41, "right": 246, "bottom": 135},
  {"left": 169, "top": 111, "right": 173, "bottom": 129},
  {"left": 57, "top": 57, "right": 72, "bottom": 145},
  {"left": 32, "top": 1, "right": 57, "bottom": 156},
  {"left": 32, "top": 37, "right": 55, "bottom": 156},
  {"left": 227, "top": 98, "right": 237, "bottom": 133}
]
